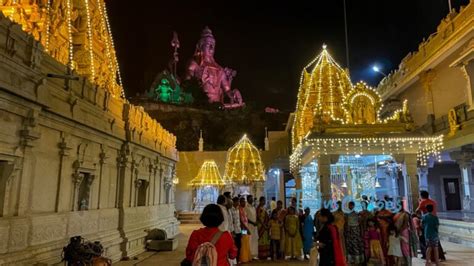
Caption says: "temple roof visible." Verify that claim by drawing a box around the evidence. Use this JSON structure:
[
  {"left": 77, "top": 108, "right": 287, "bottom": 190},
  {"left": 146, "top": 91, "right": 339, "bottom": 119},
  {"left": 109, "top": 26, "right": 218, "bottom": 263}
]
[
  {"left": 189, "top": 160, "right": 226, "bottom": 187},
  {"left": 223, "top": 135, "right": 265, "bottom": 184},
  {"left": 293, "top": 46, "right": 352, "bottom": 147},
  {"left": 292, "top": 46, "right": 414, "bottom": 149}
]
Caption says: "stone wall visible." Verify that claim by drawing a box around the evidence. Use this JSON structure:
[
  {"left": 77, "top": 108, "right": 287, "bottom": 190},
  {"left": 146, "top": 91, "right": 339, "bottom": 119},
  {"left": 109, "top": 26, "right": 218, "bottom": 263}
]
[{"left": 0, "top": 14, "right": 178, "bottom": 264}]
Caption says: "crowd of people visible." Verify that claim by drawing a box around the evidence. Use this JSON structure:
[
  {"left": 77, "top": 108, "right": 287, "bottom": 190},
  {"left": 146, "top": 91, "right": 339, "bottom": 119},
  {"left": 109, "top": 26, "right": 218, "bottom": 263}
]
[{"left": 183, "top": 190, "right": 444, "bottom": 266}]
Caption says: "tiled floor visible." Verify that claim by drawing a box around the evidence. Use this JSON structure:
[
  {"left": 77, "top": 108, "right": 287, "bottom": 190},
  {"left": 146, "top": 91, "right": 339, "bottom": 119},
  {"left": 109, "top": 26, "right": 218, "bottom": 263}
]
[{"left": 115, "top": 224, "right": 474, "bottom": 265}]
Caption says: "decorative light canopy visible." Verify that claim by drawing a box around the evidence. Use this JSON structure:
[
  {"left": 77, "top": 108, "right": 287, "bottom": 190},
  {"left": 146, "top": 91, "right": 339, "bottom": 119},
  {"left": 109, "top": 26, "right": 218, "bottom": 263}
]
[
  {"left": 0, "top": 0, "right": 125, "bottom": 98},
  {"left": 223, "top": 135, "right": 265, "bottom": 185},
  {"left": 189, "top": 160, "right": 226, "bottom": 187}
]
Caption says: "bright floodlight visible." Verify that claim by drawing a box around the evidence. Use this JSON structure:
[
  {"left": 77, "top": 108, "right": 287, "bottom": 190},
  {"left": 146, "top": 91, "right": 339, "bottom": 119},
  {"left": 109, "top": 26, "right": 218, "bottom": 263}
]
[{"left": 372, "top": 65, "right": 380, "bottom": 72}]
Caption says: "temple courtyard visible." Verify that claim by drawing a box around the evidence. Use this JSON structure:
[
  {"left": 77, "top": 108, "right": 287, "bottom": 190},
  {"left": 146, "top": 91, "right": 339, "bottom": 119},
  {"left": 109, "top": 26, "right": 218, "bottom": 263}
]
[{"left": 115, "top": 224, "right": 474, "bottom": 266}]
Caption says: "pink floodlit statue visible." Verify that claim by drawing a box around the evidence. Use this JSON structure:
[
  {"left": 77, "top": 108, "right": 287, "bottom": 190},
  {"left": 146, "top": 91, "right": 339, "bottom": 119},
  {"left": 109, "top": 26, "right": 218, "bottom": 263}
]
[{"left": 185, "top": 27, "right": 244, "bottom": 108}]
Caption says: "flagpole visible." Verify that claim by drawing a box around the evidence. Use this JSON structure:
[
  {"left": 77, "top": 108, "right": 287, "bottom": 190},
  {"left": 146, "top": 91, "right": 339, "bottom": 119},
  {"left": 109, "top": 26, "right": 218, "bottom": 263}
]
[{"left": 448, "top": 0, "right": 452, "bottom": 13}]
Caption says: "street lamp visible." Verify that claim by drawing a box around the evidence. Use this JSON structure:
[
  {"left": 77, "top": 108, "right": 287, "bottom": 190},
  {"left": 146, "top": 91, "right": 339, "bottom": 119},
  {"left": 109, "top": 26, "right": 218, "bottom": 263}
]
[{"left": 372, "top": 65, "right": 387, "bottom": 77}]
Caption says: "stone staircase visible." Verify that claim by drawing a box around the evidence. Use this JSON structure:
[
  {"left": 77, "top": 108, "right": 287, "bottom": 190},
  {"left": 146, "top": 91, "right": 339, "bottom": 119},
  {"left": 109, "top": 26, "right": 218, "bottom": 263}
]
[{"left": 177, "top": 211, "right": 201, "bottom": 224}]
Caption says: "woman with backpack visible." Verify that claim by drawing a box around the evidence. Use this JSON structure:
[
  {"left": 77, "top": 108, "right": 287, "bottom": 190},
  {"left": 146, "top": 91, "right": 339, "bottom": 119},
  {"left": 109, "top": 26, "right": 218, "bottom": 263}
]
[{"left": 184, "top": 204, "right": 238, "bottom": 266}]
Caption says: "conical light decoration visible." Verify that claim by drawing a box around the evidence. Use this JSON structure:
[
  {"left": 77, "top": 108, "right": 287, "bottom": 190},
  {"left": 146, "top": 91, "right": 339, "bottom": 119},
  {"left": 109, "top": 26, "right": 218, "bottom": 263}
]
[
  {"left": 189, "top": 160, "right": 226, "bottom": 187},
  {"left": 224, "top": 135, "right": 265, "bottom": 185},
  {"left": 292, "top": 45, "right": 353, "bottom": 148}
]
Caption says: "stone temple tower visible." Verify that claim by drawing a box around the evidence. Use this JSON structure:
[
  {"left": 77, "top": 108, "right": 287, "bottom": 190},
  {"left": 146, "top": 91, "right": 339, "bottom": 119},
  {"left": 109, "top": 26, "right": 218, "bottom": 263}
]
[{"left": 0, "top": 0, "right": 124, "bottom": 98}]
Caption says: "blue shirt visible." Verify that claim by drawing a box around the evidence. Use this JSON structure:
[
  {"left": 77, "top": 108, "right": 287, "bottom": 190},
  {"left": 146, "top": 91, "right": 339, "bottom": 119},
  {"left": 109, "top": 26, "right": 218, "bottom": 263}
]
[{"left": 422, "top": 213, "right": 439, "bottom": 240}]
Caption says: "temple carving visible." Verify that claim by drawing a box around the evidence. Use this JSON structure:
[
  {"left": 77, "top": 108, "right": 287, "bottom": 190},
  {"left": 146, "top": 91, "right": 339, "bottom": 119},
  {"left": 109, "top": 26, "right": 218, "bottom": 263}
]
[{"left": 0, "top": 0, "right": 124, "bottom": 98}]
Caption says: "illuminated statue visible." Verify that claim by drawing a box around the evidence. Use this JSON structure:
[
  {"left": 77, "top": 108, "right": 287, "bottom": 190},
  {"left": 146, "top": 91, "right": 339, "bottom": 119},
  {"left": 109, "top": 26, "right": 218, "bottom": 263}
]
[
  {"left": 156, "top": 78, "right": 173, "bottom": 103},
  {"left": 186, "top": 27, "right": 243, "bottom": 106}
]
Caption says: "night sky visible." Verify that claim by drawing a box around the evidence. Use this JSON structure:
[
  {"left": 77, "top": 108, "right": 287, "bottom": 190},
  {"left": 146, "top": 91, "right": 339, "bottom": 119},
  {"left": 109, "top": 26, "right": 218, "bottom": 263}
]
[{"left": 107, "top": 0, "right": 469, "bottom": 111}]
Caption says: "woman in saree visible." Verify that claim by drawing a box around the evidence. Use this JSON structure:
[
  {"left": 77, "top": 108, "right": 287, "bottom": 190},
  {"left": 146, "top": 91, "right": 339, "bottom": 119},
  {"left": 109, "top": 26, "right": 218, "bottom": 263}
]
[
  {"left": 394, "top": 205, "right": 417, "bottom": 265},
  {"left": 284, "top": 207, "right": 303, "bottom": 259},
  {"left": 316, "top": 208, "right": 347, "bottom": 266},
  {"left": 256, "top": 196, "right": 271, "bottom": 259},
  {"left": 375, "top": 200, "right": 392, "bottom": 258}
]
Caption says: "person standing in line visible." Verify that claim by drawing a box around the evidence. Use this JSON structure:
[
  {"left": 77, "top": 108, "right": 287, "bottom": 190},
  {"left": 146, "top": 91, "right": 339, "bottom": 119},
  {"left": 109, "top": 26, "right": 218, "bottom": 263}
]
[
  {"left": 217, "top": 195, "right": 231, "bottom": 232},
  {"left": 230, "top": 197, "right": 242, "bottom": 261},
  {"left": 224, "top": 192, "right": 234, "bottom": 231},
  {"left": 270, "top": 196, "right": 277, "bottom": 212},
  {"left": 333, "top": 201, "right": 346, "bottom": 255},
  {"left": 276, "top": 200, "right": 287, "bottom": 255},
  {"left": 269, "top": 210, "right": 282, "bottom": 260},
  {"left": 302, "top": 207, "right": 314, "bottom": 260},
  {"left": 184, "top": 204, "right": 237, "bottom": 266},
  {"left": 344, "top": 201, "right": 365, "bottom": 265},
  {"left": 422, "top": 204, "right": 440, "bottom": 266},
  {"left": 387, "top": 225, "right": 403, "bottom": 266},
  {"left": 394, "top": 204, "right": 417, "bottom": 265},
  {"left": 284, "top": 207, "right": 303, "bottom": 260},
  {"left": 316, "top": 208, "right": 346, "bottom": 266},
  {"left": 256, "top": 196, "right": 271, "bottom": 259},
  {"left": 239, "top": 197, "right": 252, "bottom": 263},
  {"left": 245, "top": 195, "right": 259, "bottom": 260},
  {"left": 416, "top": 190, "right": 445, "bottom": 261},
  {"left": 375, "top": 200, "right": 393, "bottom": 259}
]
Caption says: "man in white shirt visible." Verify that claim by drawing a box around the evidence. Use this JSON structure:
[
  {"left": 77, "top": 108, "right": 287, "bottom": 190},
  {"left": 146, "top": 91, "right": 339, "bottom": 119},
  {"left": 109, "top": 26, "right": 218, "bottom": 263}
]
[
  {"left": 245, "top": 195, "right": 259, "bottom": 260},
  {"left": 270, "top": 196, "right": 277, "bottom": 211},
  {"left": 217, "top": 195, "right": 230, "bottom": 232}
]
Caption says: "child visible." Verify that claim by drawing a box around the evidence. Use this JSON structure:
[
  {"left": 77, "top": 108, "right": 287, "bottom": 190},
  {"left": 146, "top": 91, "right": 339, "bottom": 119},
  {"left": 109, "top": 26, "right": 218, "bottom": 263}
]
[
  {"left": 364, "top": 219, "right": 385, "bottom": 266},
  {"left": 269, "top": 210, "right": 282, "bottom": 260},
  {"left": 387, "top": 224, "right": 403, "bottom": 266},
  {"left": 422, "top": 204, "right": 440, "bottom": 266}
]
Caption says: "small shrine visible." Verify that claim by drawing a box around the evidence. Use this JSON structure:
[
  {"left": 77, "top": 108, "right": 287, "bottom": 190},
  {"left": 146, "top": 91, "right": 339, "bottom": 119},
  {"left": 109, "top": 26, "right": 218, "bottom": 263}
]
[
  {"left": 189, "top": 160, "right": 226, "bottom": 212},
  {"left": 223, "top": 135, "right": 266, "bottom": 197},
  {"left": 291, "top": 46, "right": 444, "bottom": 212}
]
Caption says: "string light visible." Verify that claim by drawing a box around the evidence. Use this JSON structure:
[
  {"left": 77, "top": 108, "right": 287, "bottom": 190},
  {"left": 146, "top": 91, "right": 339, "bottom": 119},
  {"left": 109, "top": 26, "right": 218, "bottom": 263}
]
[
  {"left": 100, "top": 0, "right": 125, "bottom": 98},
  {"left": 65, "top": 0, "right": 74, "bottom": 71},
  {"left": 84, "top": 0, "right": 95, "bottom": 81},
  {"left": 44, "top": 0, "right": 52, "bottom": 52}
]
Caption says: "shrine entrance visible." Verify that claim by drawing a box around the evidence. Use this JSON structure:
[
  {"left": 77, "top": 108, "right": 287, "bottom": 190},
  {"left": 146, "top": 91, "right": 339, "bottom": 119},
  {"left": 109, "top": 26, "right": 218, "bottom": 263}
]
[{"left": 301, "top": 155, "right": 407, "bottom": 215}]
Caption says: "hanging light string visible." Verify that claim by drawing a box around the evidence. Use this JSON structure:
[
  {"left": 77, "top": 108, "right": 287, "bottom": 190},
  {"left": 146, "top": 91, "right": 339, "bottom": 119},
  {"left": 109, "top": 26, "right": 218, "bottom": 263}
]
[
  {"left": 65, "top": 0, "right": 74, "bottom": 72},
  {"left": 100, "top": 0, "right": 125, "bottom": 98},
  {"left": 84, "top": 0, "right": 95, "bottom": 81},
  {"left": 44, "top": 0, "right": 52, "bottom": 52}
]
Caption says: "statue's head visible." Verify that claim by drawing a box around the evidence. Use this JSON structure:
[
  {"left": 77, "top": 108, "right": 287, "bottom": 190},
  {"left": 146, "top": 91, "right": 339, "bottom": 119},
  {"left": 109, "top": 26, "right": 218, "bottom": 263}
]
[{"left": 197, "top": 27, "right": 216, "bottom": 59}]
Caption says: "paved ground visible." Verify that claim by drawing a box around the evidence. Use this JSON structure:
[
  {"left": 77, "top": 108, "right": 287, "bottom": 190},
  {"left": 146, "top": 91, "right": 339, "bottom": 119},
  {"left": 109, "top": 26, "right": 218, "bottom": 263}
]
[{"left": 115, "top": 224, "right": 474, "bottom": 265}]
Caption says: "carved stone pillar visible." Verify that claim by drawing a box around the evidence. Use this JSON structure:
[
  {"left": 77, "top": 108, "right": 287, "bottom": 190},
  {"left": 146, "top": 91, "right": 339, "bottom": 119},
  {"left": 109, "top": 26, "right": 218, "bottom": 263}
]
[
  {"left": 56, "top": 134, "right": 72, "bottom": 212},
  {"left": 17, "top": 109, "right": 41, "bottom": 215},
  {"left": 460, "top": 61, "right": 474, "bottom": 110},
  {"left": 453, "top": 39, "right": 474, "bottom": 110},
  {"left": 0, "top": 161, "right": 16, "bottom": 217},
  {"left": 97, "top": 147, "right": 107, "bottom": 209},
  {"left": 417, "top": 166, "right": 429, "bottom": 192},
  {"left": 318, "top": 155, "right": 332, "bottom": 201},
  {"left": 450, "top": 146, "right": 474, "bottom": 215},
  {"left": 419, "top": 70, "right": 436, "bottom": 131},
  {"left": 404, "top": 154, "right": 420, "bottom": 212}
]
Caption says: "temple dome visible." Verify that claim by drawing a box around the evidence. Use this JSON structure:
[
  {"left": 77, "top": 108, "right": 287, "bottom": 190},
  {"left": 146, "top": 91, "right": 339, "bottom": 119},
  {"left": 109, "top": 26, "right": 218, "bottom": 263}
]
[
  {"left": 293, "top": 46, "right": 352, "bottom": 147},
  {"left": 189, "top": 160, "right": 226, "bottom": 187},
  {"left": 223, "top": 135, "right": 265, "bottom": 184}
]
